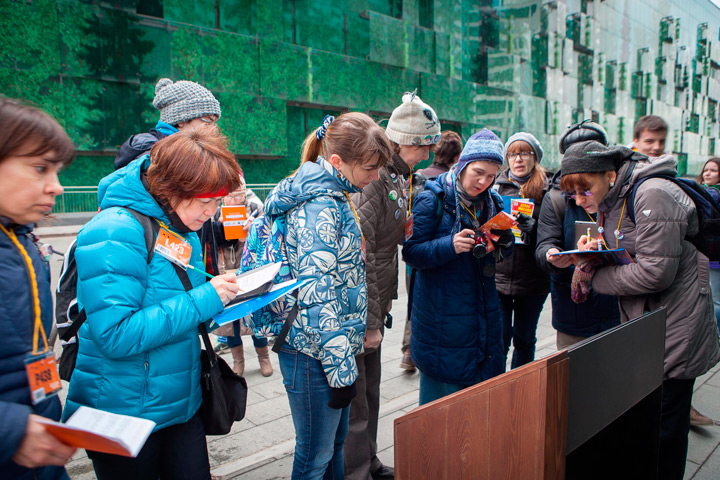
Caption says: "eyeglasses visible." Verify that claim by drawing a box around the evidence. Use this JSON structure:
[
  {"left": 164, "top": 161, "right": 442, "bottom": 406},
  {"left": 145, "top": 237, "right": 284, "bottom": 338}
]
[
  {"left": 561, "top": 190, "right": 594, "bottom": 200},
  {"left": 226, "top": 192, "right": 246, "bottom": 199},
  {"left": 200, "top": 115, "right": 219, "bottom": 124},
  {"left": 507, "top": 151, "right": 535, "bottom": 161}
]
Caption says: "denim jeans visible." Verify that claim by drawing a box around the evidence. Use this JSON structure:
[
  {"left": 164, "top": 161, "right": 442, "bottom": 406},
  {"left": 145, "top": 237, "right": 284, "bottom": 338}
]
[
  {"left": 499, "top": 293, "right": 548, "bottom": 369},
  {"left": 418, "top": 369, "right": 483, "bottom": 406},
  {"left": 279, "top": 347, "right": 350, "bottom": 480},
  {"left": 709, "top": 267, "right": 720, "bottom": 331}
]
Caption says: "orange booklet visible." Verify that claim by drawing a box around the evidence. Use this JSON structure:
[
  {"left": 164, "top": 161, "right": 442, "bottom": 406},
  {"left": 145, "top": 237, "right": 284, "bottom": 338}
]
[
  {"left": 480, "top": 211, "right": 518, "bottom": 241},
  {"left": 221, "top": 205, "right": 249, "bottom": 240},
  {"left": 36, "top": 406, "right": 155, "bottom": 457}
]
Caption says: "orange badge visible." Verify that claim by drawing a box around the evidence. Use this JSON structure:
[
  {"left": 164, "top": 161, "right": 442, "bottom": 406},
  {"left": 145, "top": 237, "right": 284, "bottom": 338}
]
[
  {"left": 25, "top": 353, "right": 62, "bottom": 404},
  {"left": 154, "top": 227, "right": 192, "bottom": 267}
]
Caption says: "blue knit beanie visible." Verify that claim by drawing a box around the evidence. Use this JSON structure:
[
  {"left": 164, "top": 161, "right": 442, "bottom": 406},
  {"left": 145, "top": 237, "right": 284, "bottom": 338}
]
[{"left": 455, "top": 129, "right": 504, "bottom": 177}]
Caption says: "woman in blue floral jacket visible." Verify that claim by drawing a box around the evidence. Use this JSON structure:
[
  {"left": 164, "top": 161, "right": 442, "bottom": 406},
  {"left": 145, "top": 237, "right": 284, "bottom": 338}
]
[{"left": 263, "top": 112, "right": 393, "bottom": 480}]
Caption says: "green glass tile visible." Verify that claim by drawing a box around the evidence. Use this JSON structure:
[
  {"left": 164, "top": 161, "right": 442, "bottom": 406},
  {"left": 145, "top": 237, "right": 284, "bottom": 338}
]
[
  {"left": 0, "top": 0, "right": 61, "bottom": 74},
  {"left": 57, "top": 1, "right": 102, "bottom": 78},
  {"left": 0, "top": 68, "right": 65, "bottom": 124},
  {"left": 164, "top": 0, "right": 216, "bottom": 29},
  {"left": 59, "top": 155, "right": 115, "bottom": 187},
  {"left": 170, "top": 26, "right": 204, "bottom": 81},
  {"left": 134, "top": 20, "right": 173, "bottom": 81},
  {"left": 259, "top": 40, "right": 310, "bottom": 101},
  {"left": 407, "top": 24, "right": 436, "bottom": 73},
  {"left": 346, "top": 13, "right": 371, "bottom": 59},
  {"left": 219, "top": 0, "right": 255, "bottom": 36},
  {"left": 369, "top": 12, "right": 405, "bottom": 67},
  {"left": 62, "top": 77, "right": 107, "bottom": 150},
  {"left": 292, "top": 1, "right": 346, "bottom": 55},
  {"left": 255, "top": 0, "right": 283, "bottom": 41},
  {"left": 202, "top": 32, "right": 259, "bottom": 95},
  {"left": 216, "top": 93, "right": 287, "bottom": 157}
]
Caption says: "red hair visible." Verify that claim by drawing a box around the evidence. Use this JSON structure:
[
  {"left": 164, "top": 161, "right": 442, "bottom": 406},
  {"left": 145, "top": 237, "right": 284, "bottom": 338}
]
[{"left": 559, "top": 172, "right": 606, "bottom": 193}]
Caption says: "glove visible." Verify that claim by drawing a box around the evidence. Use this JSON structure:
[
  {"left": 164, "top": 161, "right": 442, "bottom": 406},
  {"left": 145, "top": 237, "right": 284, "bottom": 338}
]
[
  {"left": 570, "top": 258, "right": 603, "bottom": 304},
  {"left": 490, "top": 229, "right": 515, "bottom": 249},
  {"left": 515, "top": 212, "right": 536, "bottom": 234},
  {"left": 328, "top": 382, "right": 357, "bottom": 409}
]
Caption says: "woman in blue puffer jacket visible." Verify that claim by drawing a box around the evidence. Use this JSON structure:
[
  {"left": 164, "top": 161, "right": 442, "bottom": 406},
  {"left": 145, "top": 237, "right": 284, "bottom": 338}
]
[
  {"left": 402, "top": 129, "right": 514, "bottom": 405},
  {"left": 264, "top": 112, "right": 393, "bottom": 480},
  {"left": 0, "top": 98, "right": 77, "bottom": 480},
  {"left": 64, "top": 129, "right": 240, "bottom": 479}
]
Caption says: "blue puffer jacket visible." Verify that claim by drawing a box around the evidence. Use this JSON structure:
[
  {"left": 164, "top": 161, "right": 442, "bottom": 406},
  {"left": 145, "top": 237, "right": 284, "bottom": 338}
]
[
  {"left": 0, "top": 219, "right": 66, "bottom": 480},
  {"left": 403, "top": 173, "right": 508, "bottom": 385},
  {"left": 264, "top": 157, "right": 367, "bottom": 388},
  {"left": 63, "top": 156, "right": 224, "bottom": 430}
]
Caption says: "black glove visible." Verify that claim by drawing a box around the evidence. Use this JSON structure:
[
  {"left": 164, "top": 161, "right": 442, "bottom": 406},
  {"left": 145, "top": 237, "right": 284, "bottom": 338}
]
[
  {"left": 515, "top": 212, "right": 536, "bottom": 234},
  {"left": 328, "top": 382, "right": 357, "bottom": 409},
  {"left": 490, "top": 229, "right": 514, "bottom": 249}
]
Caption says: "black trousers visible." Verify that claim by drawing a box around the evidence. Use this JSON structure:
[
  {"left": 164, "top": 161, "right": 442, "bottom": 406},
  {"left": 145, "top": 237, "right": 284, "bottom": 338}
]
[
  {"left": 88, "top": 412, "right": 211, "bottom": 480},
  {"left": 658, "top": 378, "right": 695, "bottom": 480}
]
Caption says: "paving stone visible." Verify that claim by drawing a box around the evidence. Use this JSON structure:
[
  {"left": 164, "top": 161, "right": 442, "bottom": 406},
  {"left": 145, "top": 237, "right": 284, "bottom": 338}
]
[{"left": 208, "top": 415, "right": 295, "bottom": 465}]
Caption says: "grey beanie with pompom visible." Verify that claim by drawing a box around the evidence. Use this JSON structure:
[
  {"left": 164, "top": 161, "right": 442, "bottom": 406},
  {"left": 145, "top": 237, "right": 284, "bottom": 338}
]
[{"left": 152, "top": 78, "right": 221, "bottom": 126}]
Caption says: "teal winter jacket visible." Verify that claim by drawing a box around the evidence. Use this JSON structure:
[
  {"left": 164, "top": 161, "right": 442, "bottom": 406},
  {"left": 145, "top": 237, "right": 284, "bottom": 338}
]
[{"left": 63, "top": 156, "right": 224, "bottom": 430}]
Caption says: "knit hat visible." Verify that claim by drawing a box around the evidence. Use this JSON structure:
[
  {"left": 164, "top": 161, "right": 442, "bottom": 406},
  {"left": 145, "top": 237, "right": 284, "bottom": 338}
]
[
  {"left": 504, "top": 132, "right": 544, "bottom": 163},
  {"left": 152, "top": 78, "right": 221, "bottom": 126},
  {"left": 561, "top": 141, "right": 638, "bottom": 176},
  {"left": 385, "top": 91, "right": 441, "bottom": 146},
  {"left": 455, "top": 129, "right": 504, "bottom": 176},
  {"left": 559, "top": 120, "right": 608, "bottom": 154}
]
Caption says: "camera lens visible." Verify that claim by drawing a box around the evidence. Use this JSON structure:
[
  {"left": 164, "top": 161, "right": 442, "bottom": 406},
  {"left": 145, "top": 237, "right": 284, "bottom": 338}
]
[{"left": 473, "top": 242, "right": 487, "bottom": 258}]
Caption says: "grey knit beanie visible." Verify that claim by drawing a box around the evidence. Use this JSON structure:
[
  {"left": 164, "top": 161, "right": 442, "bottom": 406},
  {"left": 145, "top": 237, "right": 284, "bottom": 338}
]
[
  {"left": 504, "top": 132, "right": 544, "bottom": 163},
  {"left": 152, "top": 78, "right": 221, "bottom": 126},
  {"left": 386, "top": 91, "right": 441, "bottom": 146}
]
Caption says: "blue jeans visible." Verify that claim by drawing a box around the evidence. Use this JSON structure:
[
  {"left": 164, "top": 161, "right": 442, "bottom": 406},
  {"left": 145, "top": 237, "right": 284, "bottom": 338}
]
[
  {"left": 418, "top": 369, "right": 483, "bottom": 406},
  {"left": 279, "top": 347, "right": 350, "bottom": 480},
  {"left": 220, "top": 321, "right": 268, "bottom": 348},
  {"left": 499, "top": 293, "right": 548, "bottom": 369},
  {"left": 709, "top": 267, "right": 720, "bottom": 331}
]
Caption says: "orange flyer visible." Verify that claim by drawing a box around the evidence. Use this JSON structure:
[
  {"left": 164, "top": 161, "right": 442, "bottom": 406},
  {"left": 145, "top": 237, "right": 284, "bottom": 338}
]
[
  {"left": 480, "top": 211, "right": 518, "bottom": 241},
  {"left": 510, "top": 198, "right": 534, "bottom": 244},
  {"left": 222, "top": 205, "right": 248, "bottom": 240}
]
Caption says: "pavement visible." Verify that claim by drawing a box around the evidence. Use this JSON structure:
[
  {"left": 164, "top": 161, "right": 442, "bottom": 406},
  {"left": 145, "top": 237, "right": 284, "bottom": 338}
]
[{"left": 36, "top": 214, "right": 720, "bottom": 480}]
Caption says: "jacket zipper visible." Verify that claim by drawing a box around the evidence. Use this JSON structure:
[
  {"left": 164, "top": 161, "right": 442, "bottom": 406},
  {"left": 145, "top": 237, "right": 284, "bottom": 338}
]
[{"left": 141, "top": 355, "right": 149, "bottom": 411}]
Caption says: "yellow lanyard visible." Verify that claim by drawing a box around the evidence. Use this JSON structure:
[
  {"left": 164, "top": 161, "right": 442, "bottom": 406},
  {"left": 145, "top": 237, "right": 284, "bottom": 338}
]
[
  {"left": 0, "top": 224, "right": 48, "bottom": 355},
  {"left": 599, "top": 198, "right": 627, "bottom": 250},
  {"left": 509, "top": 177, "right": 525, "bottom": 198},
  {"left": 407, "top": 172, "right": 413, "bottom": 219},
  {"left": 344, "top": 192, "right": 365, "bottom": 243},
  {"left": 459, "top": 201, "right": 479, "bottom": 225}
]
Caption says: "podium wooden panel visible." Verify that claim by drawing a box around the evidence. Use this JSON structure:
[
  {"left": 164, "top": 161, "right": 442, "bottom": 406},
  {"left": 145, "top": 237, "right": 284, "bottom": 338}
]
[{"left": 394, "top": 352, "right": 569, "bottom": 480}]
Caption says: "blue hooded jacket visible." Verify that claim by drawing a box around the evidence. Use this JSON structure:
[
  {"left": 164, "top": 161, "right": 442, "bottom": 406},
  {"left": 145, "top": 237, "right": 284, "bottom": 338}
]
[
  {"left": 402, "top": 172, "right": 508, "bottom": 385},
  {"left": 264, "top": 157, "right": 367, "bottom": 388},
  {"left": 63, "top": 156, "right": 224, "bottom": 430},
  {"left": 0, "top": 219, "right": 66, "bottom": 480}
]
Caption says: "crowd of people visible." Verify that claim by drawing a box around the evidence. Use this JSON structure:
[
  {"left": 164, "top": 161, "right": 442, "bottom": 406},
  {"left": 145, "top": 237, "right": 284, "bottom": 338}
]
[{"left": 1, "top": 77, "right": 719, "bottom": 480}]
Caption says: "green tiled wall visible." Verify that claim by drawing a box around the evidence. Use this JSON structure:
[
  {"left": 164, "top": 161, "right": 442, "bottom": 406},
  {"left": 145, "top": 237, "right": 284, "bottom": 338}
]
[{"left": 2, "top": 0, "right": 720, "bottom": 189}]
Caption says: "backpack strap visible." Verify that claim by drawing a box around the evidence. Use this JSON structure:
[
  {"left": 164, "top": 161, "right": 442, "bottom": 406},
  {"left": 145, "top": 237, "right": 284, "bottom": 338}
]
[
  {"left": 627, "top": 175, "right": 668, "bottom": 224},
  {"left": 67, "top": 208, "right": 159, "bottom": 340},
  {"left": 271, "top": 291, "right": 299, "bottom": 354}
]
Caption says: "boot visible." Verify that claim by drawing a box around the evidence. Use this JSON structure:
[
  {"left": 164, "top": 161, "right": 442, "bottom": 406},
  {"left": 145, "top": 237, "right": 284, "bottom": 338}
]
[
  {"left": 231, "top": 345, "right": 245, "bottom": 376},
  {"left": 256, "top": 346, "right": 273, "bottom": 377}
]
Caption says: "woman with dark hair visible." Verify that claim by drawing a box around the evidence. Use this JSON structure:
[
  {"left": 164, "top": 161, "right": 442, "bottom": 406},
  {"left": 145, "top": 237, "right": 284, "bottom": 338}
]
[
  {"left": 65, "top": 128, "right": 241, "bottom": 479},
  {"left": 420, "top": 130, "right": 462, "bottom": 179},
  {"left": 0, "top": 98, "right": 77, "bottom": 480},
  {"left": 561, "top": 141, "right": 720, "bottom": 480},
  {"left": 264, "top": 112, "right": 393, "bottom": 479},
  {"left": 403, "top": 129, "right": 514, "bottom": 405},
  {"left": 494, "top": 132, "right": 550, "bottom": 368}
]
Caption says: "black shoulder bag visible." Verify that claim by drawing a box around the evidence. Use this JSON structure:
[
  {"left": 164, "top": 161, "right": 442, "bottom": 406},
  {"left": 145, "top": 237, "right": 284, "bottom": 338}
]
[{"left": 172, "top": 263, "right": 248, "bottom": 435}]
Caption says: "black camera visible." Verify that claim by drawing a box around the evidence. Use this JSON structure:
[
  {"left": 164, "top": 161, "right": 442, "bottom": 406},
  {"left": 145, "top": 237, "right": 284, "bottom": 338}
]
[{"left": 469, "top": 231, "right": 489, "bottom": 259}]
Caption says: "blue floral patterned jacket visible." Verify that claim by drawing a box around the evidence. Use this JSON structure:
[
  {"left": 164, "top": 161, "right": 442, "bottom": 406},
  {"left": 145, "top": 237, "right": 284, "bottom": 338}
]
[{"left": 264, "top": 157, "right": 367, "bottom": 388}]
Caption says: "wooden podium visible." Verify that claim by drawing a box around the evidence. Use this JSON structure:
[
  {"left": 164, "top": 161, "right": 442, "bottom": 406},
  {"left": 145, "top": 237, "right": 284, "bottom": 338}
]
[{"left": 394, "top": 309, "right": 666, "bottom": 480}]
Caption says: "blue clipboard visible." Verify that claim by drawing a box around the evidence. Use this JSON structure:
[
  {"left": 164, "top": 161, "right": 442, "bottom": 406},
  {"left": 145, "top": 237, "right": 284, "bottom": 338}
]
[{"left": 208, "top": 278, "right": 312, "bottom": 328}]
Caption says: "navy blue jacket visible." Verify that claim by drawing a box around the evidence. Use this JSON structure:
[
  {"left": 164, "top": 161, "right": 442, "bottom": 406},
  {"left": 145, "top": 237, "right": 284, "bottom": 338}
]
[
  {"left": 535, "top": 188, "right": 621, "bottom": 337},
  {"left": 402, "top": 173, "right": 508, "bottom": 385},
  {"left": 0, "top": 219, "right": 66, "bottom": 479}
]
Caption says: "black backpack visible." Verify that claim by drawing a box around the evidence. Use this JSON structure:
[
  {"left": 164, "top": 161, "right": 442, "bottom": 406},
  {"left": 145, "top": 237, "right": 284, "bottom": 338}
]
[
  {"left": 56, "top": 208, "right": 158, "bottom": 381},
  {"left": 628, "top": 175, "right": 720, "bottom": 261}
]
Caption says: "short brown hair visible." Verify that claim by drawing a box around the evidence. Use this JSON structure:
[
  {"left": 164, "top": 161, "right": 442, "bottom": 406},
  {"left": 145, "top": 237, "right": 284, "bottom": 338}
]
[
  {"left": 147, "top": 129, "right": 241, "bottom": 205},
  {"left": 559, "top": 172, "right": 606, "bottom": 193},
  {"left": 0, "top": 97, "right": 75, "bottom": 166},
  {"left": 301, "top": 112, "right": 393, "bottom": 169},
  {"left": 634, "top": 115, "right": 667, "bottom": 140},
  {"left": 433, "top": 131, "right": 462, "bottom": 167}
]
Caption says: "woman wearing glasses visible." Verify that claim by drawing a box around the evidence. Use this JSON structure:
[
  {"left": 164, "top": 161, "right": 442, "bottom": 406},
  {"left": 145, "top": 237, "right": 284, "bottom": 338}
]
[
  {"left": 560, "top": 141, "right": 720, "bottom": 480},
  {"left": 493, "top": 133, "right": 550, "bottom": 369},
  {"left": 535, "top": 121, "right": 620, "bottom": 350}
]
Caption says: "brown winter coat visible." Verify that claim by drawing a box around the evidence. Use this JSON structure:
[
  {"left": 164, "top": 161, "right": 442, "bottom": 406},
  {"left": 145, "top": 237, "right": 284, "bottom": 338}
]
[
  {"left": 592, "top": 155, "right": 720, "bottom": 380},
  {"left": 351, "top": 154, "right": 411, "bottom": 330}
]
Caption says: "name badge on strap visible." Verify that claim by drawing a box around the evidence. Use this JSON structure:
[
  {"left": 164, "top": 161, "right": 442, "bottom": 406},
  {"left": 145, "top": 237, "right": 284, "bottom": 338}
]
[
  {"left": 154, "top": 226, "right": 192, "bottom": 268},
  {"left": 405, "top": 214, "right": 414, "bottom": 241},
  {"left": 25, "top": 352, "right": 62, "bottom": 405}
]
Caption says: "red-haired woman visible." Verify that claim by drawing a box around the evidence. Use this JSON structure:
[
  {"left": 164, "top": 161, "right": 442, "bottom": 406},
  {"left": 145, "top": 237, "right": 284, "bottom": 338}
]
[
  {"left": 64, "top": 129, "right": 240, "bottom": 479},
  {"left": 494, "top": 132, "right": 550, "bottom": 369}
]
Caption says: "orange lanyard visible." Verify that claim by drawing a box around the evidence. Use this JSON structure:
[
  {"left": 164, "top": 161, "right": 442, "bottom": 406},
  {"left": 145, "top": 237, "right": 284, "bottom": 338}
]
[
  {"left": 344, "top": 192, "right": 365, "bottom": 244},
  {"left": 0, "top": 224, "right": 48, "bottom": 354}
]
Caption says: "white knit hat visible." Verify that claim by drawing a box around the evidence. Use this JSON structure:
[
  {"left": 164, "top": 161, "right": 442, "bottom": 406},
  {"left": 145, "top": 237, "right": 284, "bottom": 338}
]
[
  {"left": 385, "top": 91, "right": 441, "bottom": 146},
  {"left": 152, "top": 78, "right": 221, "bottom": 126}
]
